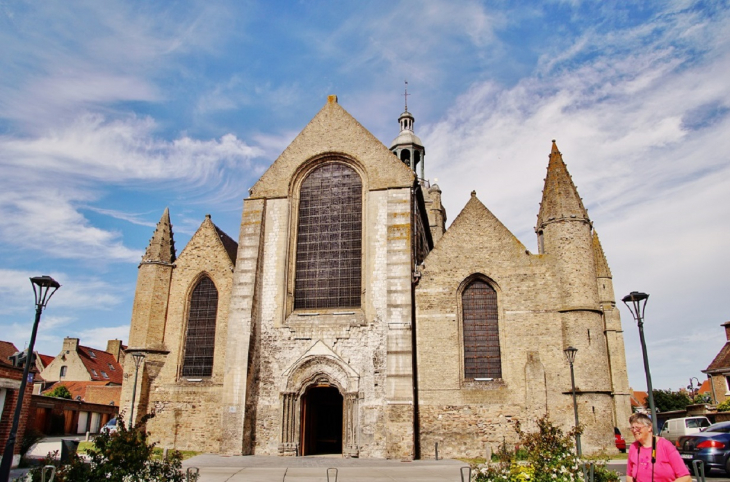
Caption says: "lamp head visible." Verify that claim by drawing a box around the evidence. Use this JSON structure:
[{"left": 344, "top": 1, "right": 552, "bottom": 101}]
[
  {"left": 30, "top": 275, "right": 61, "bottom": 308},
  {"left": 563, "top": 346, "right": 578, "bottom": 364},
  {"left": 132, "top": 352, "right": 146, "bottom": 368},
  {"left": 622, "top": 291, "right": 649, "bottom": 323}
]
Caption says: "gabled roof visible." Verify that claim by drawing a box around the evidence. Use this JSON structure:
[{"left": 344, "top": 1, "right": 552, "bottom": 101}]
[
  {"left": 213, "top": 222, "right": 238, "bottom": 265},
  {"left": 704, "top": 341, "right": 730, "bottom": 374},
  {"left": 38, "top": 353, "right": 55, "bottom": 368},
  {"left": 251, "top": 95, "right": 415, "bottom": 198},
  {"left": 536, "top": 141, "right": 590, "bottom": 230},
  {"left": 631, "top": 390, "right": 648, "bottom": 408},
  {"left": 77, "top": 345, "right": 123, "bottom": 384},
  {"left": 0, "top": 340, "right": 19, "bottom": 366}
]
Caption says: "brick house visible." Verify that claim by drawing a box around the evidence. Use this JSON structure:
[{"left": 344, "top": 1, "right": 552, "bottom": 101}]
[
  {"left": 0, "top": 341, "right": 35, "bottom": 469},
  {"left": 703, "top": 321, "right": 730, "bottom": 404}
]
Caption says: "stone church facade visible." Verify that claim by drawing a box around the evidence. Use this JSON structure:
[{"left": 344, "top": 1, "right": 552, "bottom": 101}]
[{"left": 120, "top": 95, "right": 632, "bottom": 459}]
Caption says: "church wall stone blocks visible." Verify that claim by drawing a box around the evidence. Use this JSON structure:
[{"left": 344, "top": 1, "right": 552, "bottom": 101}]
[{"left": 120, "top": 95, "right": 631, "bottom": 459}]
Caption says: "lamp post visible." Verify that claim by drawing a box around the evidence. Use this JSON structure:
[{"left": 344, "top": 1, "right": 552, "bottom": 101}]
[
  {"left": 564, "top": 346, "right": 582, "bottom": 457},
  {"left": 0, "top": 276, "right": 60, "bottom": 482},
  {"left": 128, "top": 352, "right": 146, "bottom": 429},
  {"left": 622, "top": 291, "right": 658, "bottom": 435},
  {"left": 688, "top": 377, "right": 701, "bottom": 401}
]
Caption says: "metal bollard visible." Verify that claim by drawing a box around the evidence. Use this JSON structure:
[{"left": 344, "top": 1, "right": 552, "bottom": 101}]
[
  {"left": 435, "top": 441, "right": 439, "bottom": 461},
  {"left": 186, "top": 466, "right": 199, "bottom": 482},
  {"left": 580, "top": 462, "right": 594, "bottom": 482},
  {"left": 327, "top": 467, "right": 338, "bottom": 482},
  {"left": 41, "top": 465, "right": 56, "bottom": 482},
  {"left": 460, "top": 466, "right": 471, "bottom": 482},
  {"left": 692, "top": 460, "right": 706, "bottom": 482}
]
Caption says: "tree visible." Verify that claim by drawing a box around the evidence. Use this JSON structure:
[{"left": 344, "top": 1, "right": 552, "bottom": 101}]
[
  {"left": 652, "top": 389, "right": 691, "bottom": 412},
  {"left": 45, "top": 384, "right": 72, "bottom": 399}
]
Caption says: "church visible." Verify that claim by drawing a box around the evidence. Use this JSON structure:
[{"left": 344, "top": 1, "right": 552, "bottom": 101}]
[{"left": 120, "top": 95, "right": 632, "bottom": 459}]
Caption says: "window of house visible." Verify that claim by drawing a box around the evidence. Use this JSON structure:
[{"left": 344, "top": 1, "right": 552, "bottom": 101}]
[
  {"left": 108, "top": 363, "right": 115, "bottom": 371},
  {"left": 91, "top": 369, "right": 98, "bottom": 377},
  {"left": 60, "top": 365, "right": 67, "bottom": 378},
  {"left": 182, "top": 276, "right": 218, "bottom": 377},
  {"left": 726, "top": 376, "right": 730, "bottom": 394},
  {"left": 101, "top": 371, "right": 109, "bottom": 379},
  {"left": 89, "top": 351, "right": 96, "bottom": 358},
  {"left": 294, "top": 163, "right": 362, "bottom": 310},
  {"left": 462, "top": 278, "right": 502, "bottom": 379}
]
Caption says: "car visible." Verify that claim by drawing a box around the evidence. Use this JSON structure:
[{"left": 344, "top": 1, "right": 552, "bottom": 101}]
[
  {"left": 660, "top": 416, "right": 711, "bottom": 443},
  {"left": 614, "top": 427, "right": 626, "bottom": 453},
  {"left": 677, "top": 421, "right": 730, "bottom": 474},
  {"left": 100, "top": 418, "right": 118, "bottom": 435}
]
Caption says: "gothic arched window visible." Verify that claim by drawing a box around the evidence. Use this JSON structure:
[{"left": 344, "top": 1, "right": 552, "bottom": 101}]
[
  {"left": 462, "top": 278, "right": 502, "bottom": 379},
  {"left": 294, "top": 163, "right": 362, "bottom": 309},
  {"left": 182, "top": 276, "right": 218, "bottom": 377}
]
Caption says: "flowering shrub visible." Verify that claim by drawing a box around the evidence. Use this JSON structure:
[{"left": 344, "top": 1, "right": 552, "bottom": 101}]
[
  {"left": 473, "top": 415, "right": 583, "bottom": 482},
  {"left": 717, "top": 399, "right": 730, "bottom": 412}
]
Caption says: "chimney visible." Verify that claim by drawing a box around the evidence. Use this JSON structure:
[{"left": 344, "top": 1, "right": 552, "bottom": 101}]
[
  {"left": 723, "top": 321, "right": 730, "bottom": 341},
  {"left": 62, "top": 337, "right": 79, "bottom": 354},
  {"left": 106, "top": 339, "right": 123, "bottom": 362}
]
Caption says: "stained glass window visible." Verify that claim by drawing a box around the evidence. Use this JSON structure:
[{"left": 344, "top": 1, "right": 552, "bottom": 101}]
[
  {"left": 462, "top": 279, "right": 502, "bottom": 379},
  {"left": 182, "top": 276, "right": 218, "bottom": 377},
  {"left": 294, "top": 163, "right": 362, "bottom": 309}
]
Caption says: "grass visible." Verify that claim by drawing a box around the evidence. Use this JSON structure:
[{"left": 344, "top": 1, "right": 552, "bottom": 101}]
[{"left": 77, "top": 442, "right": 199, "bottom": 460}]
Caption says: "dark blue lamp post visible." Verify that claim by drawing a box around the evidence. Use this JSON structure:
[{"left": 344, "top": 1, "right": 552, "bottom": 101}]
[
  {"left": 622, "top": 291, "right": 658, "bottom": 435},
  {"left": 0, "top": 276, "right": 60, "bottom": 482}
]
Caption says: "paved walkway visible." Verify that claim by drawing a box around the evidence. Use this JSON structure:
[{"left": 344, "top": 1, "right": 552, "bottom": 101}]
[{"left": 182, "top": 455, "right": 469, "bottom": 482}]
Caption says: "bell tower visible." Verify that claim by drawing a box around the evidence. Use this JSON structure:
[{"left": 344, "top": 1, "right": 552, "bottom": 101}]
[{"left": 390, "top": 82, "right": 426, "bottom": 179}]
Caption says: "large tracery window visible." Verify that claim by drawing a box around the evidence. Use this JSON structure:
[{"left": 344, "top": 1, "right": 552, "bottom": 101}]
[
  {"left": 182, "top": 276, "right": 218, "bottom": 377},
  {"left": 294, "top": 163, "right": 362, "bottom": 310},
  {"left": 462, "top": 279, "right": 502, "bottom": 379}
]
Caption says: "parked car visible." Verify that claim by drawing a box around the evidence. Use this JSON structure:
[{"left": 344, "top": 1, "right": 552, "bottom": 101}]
[
  {"left": 660, "top": 416, "right": 711, "bottom": 443},
  {"left": 677, "top": 421, "right": 730, "bottom": 474},
  {"left": 614, "top": 427, "right": 626, "bottom": 453},
  {"left": 100, "top": 418, "right": 118, "bottom": 435}
]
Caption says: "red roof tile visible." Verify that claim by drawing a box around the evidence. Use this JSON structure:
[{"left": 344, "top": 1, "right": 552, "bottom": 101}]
[
  {"left": 42, "top": 380, "right": 115, "bottom": 401},
  {"left": 38, "top": 354, "right": 55, "bottom": 368},
  {"left": 705, "top": 341, "right": 730, "bottom": 374},
  {"left": 631, "top": 390, "right": 648, "bottom": 408},
  {"left": 77, "top": 345, "right": 123, "bottom": 384},
  {"left": 0, "top": 341, "right": 19, "bottom": 366}
]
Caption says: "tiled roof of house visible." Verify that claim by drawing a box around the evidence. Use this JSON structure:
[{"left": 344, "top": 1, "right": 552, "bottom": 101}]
[
  {"left": 42, "top": 380, "right": 114, "bottom": 401},
  {"left": 705, "top": 341, "right": 730, "bottom": 374},
  {"left": 38, "top": 354, "right": 55, "bottom": 368},
  {"left": 631, "top": 390, "right": 648, "bottom": 408},
  {"left": 0, "top": 341, "right": 19, "bottom": 366},
  {"left": 699, "top": 379, "right": 711, "bottom": 394},
  {"left": 77, "top": 345, "right": 123, "bottom": 384}
]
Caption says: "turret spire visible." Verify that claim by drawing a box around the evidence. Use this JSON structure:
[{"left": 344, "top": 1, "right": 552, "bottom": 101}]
[
  {"left": 390, "top": 83, "right": 425, "bottom": 178},
  {"left": 536, "top": 140, "right": 589, "bottom": 230},
  {"left": 142, "top": 208, "right": 176, "bottom": 264}
]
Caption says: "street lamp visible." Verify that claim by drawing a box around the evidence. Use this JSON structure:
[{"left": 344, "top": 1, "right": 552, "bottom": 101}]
[
  {"left": 0, "top": 276, "right": 60, "bottom": 482},
  {"left": 622, "top": 291, "right": 658, "bottom": 435},
  {"left": 563, "top": 346, "right": 582, "bottom": 457},
  {"left": 128, "top": 352, "right": 146, "bottom": 429},
  {"left": 688, "top": 377, "right": 701, "bottom": 401}
]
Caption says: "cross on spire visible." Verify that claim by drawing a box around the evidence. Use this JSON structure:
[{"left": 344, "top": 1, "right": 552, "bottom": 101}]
[{"left": 404, "top": 80, "right": 409, "bottom": 111}]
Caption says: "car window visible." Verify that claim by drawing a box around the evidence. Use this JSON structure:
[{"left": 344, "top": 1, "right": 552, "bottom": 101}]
[{"left": 685, "top": 418, "right": 709, "bottom": 428}]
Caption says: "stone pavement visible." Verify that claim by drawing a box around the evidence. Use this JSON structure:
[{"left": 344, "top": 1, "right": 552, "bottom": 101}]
[{"left": 182, "top": 455, "right": 470, "bottom": 482}]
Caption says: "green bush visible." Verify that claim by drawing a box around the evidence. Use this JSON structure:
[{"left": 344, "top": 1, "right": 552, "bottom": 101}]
[
  {"left": 45, "top": 385, "right": 72, "bottom": 399},
  {"left": 473, "top": 415, "right": 620, "bottom": 482},
  {"left": 717, "top": 399, "right": 730, "bottom": 412},
  {"left": 26, "top": 413, "right": 194, "bottom": 482}
]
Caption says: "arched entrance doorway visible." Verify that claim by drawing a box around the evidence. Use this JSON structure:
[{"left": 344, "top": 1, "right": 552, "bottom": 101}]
[{"left": 300, "top": 385, "right": 343, "bottom": 455}]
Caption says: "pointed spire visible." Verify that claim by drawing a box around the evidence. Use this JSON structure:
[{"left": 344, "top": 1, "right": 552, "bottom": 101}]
[
  {"left": 592, "top": 230, "right": 612, "bottom": 278},
  {"left": 536, "top": 140, "right": 589, "bottom": 229},
  {"left": 142, "top": 208, "right": 176, "bottom": 264}
]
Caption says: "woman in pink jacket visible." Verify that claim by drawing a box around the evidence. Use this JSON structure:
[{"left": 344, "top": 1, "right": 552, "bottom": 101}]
[{"left": 626, "top": 413, "right": 691, "bottom": 482}]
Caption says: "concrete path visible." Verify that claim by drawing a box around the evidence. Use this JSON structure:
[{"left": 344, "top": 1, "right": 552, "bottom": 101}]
[{"left": 182, "top": 456, "right": 469, "bottom": 482}]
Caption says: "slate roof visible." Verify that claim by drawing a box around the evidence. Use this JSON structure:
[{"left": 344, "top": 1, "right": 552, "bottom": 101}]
[
  {"left": 536, "top": 141, "right": 590, "bottom": 229},
  {"left": 213, "top": 223, "right": 238, "bottom": 265},
  {"left": 0, "top": 340, "right": 19, "bottom": 366},
  {"left": 77, "top": 345, "right": 123, "bottom": 384},
  {"left": 703, "top": 322, "right": 730, "bottom": 375}
]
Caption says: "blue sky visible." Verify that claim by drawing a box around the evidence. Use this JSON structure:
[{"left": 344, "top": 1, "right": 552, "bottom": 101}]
[{"left": 1, "top": 0, "right": 728, "bottom": 394}]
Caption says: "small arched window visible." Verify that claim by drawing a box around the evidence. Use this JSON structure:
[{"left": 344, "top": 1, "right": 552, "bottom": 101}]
[
  {"left": 182, "top": 276, "right": 218, "bottom": 377},
  {"left": 60, "top": 366, "right": 67, "bottom": 378},
  {"left": 462, "top": 278, "right": 502, "bottom": 379},
  {"left": 294, "top": 163, "right": 362, "bottom": 309}
]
